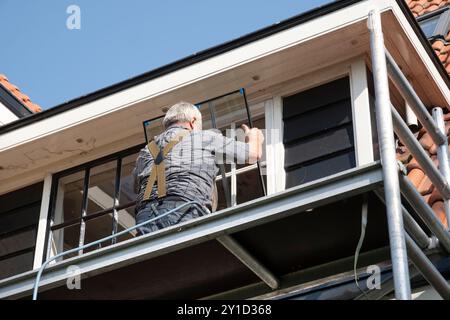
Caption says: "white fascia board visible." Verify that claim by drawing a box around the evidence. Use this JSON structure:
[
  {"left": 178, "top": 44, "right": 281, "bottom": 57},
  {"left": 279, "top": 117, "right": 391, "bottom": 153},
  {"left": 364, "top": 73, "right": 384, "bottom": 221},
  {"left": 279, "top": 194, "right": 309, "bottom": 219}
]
[{"left": 0, "top": 0, "right": 393, "bottom": 152}]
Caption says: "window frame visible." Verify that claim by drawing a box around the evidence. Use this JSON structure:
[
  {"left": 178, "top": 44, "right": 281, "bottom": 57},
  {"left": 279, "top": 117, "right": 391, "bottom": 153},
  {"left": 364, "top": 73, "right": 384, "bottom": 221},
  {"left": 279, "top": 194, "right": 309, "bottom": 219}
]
[
  {"left": 417, "top": 6, "right": 450, "bottom": 40},
  {"left": 261, "top": 56, "right": 374, "bottom": 193},
  {"left": 43, "top": 144, "right": 143, "bottom": 263}
]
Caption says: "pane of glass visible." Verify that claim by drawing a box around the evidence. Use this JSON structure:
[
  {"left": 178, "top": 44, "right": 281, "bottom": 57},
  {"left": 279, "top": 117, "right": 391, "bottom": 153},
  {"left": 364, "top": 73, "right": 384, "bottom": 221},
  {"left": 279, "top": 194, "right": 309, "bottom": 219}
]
[
  {"left": 53, "top": 171, "right": 85, "bottom": 224},
  {"left": 236, "top": 168, "right": 266, "bottom": 205},
  {"left": 51, "top": 222, "right": 81, "bottom": 260},
  {"left": 119, "top": 153, "right": 139, "bottom": 206},
  {"left": 87, "top": 161, "right": 117, "bottom": 214},
  {"left": 197, "top": 91, "right": 249, "bottom": 131},
  {"left": 419, "top": 15, "right": 440, "bottom": 38},
  {"left": 143, "top": 116, "right": 164, "bottom": 143},
  {"left": 0, "top": 250, "right": 34, "bottom": 281},
  {"left": 215, "top": 179, "right": 230, "bottom": 211},
  {"left": 84, "top": 214, "right": 113, "bottom": 253},
  {"left": 0, "top": 228, "right": 37, "bottom": 258},
  {"left": 115, "top": 205, "right": 137, "bottom": 242}
]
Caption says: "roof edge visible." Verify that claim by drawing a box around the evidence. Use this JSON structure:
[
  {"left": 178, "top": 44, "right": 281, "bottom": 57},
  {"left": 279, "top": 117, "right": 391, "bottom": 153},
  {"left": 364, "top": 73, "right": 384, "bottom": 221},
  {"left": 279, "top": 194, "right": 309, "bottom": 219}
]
[
  {"left": 2, "top": 0, "right": 446, "bottom": 136},
  {"left": 0, "top": 83, "right": 33, "bottom": 118},
  {"left": 0, "top": 0, "right": 362, "bottom": 136}
]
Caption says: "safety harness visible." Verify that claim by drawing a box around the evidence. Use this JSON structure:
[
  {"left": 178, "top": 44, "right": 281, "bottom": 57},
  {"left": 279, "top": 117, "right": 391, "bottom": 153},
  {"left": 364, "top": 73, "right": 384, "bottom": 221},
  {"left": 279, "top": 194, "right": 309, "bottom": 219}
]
[{"left": 143, "top": 129, "right": 190, "bottom": 201}]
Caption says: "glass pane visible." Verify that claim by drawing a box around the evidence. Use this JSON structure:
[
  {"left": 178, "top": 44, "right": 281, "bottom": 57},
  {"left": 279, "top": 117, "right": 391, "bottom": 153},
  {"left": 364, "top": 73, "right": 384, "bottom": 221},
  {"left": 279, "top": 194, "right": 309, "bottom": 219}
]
[
  {"left": 115, "top": 205, "right": 137, "bottom": 242},
  {"left": 143, "top": 116, "right": 164, "bottom": 143},
  {"left": 419, "top": 15, "right": 440, "bottom": 38},
  {"left": 51, "top": 222, "right": 81, "bottom": 260},
  {"left": 197, "top": 91, "right": 249, "bottom": 131},
  {"left": 119, "top": 153, "right": 139, "bottom": 206},
  {"left": 87, "top": 161, "right": 117, "bottom": 214},
  {"left": 84, "top": 214, "right": 113, "bottom": 253},
  {"left": 54, "top": 171, "right": 85, "bottom": 224},
  {"left": 0, "top": 250, "right": 34, "bottom": 281},
  {"left": 236, "top": 168, "right": 266, "bottom": 205},
  {"left": 215, "top": 178, "right": 230, "bottom": 211}
]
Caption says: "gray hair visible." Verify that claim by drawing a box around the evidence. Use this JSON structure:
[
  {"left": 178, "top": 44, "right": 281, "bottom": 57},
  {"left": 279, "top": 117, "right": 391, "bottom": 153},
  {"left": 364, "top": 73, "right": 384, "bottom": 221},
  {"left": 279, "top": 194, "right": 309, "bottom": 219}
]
[{"left": 162, "top": 101, "right": 202, "bottom": 129}]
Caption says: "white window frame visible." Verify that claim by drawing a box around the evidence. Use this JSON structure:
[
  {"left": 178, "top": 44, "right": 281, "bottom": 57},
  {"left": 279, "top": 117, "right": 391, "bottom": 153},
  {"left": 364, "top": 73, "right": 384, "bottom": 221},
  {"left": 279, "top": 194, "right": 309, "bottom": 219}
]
[{"left": 33, "top": 173, "right": 52, "bottom": 269}]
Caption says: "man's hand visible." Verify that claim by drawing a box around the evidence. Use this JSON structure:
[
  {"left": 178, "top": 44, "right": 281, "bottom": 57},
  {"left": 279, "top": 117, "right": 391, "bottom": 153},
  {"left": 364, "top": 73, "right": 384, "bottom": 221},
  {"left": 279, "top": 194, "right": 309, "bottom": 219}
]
[{"left": 242, "top": 124, "right": 264, "bottom": 163}]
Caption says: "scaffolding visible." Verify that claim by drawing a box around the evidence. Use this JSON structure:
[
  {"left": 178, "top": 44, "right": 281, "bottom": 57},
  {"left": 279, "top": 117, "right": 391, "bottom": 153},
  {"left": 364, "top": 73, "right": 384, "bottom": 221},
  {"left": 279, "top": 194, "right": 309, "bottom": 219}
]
[{"left": 368, "top": 8, "right": 450, "bottom": 300}]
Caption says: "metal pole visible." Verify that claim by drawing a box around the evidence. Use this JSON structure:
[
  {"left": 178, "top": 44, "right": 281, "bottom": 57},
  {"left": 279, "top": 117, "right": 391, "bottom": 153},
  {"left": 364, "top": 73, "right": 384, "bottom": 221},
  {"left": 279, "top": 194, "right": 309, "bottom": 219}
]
[
  {"left": 392, "top": 106, "right": 450, "bottom": 199},
  {"left": 368, "top": 9, "right": 411, "bottom": 299},
  {"left": 432, "top": 107, "right": 450, "bottom": 230},
  {"left": 217, "top": 235, "right": 280, "bottom": 289},
  {"left": 399, "top": 173, "right": 450, "bottom": 253},
  {"left": 385, "top": 51, "right": 446, "bottom": 146},
  {"left": 405, "top": 233, "right": 450, "bottom": 300},
  {"left": 374, "top": 190, "right": 431, "bottom": 250}
]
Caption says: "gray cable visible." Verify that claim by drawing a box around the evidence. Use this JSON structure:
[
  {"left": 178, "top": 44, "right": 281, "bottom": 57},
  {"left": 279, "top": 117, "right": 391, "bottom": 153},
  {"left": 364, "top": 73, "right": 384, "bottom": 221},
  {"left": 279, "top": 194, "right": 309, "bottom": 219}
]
[{"left": 354, "top": 194, "right": 369, "bottom": 299}]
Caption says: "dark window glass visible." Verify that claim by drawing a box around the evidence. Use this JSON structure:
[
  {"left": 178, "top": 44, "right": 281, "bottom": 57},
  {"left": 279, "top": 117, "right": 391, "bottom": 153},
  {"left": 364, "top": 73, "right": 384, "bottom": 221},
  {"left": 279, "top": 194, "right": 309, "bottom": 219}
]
[
  {"left": 84, "top": 214, "right": 113, "bottom": 253},
  {"left": 283, "top": 77, "right": 356, "bottom": 188},
  {"left": 0, "top": 182, "right": 42, "bottom": 280}
]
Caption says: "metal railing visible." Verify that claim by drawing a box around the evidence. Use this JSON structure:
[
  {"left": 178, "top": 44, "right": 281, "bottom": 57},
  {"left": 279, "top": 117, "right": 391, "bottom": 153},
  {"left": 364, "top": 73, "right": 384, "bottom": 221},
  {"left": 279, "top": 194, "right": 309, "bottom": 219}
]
[{"left": 369, "top": 9, "right": 450, "bottom": 300}]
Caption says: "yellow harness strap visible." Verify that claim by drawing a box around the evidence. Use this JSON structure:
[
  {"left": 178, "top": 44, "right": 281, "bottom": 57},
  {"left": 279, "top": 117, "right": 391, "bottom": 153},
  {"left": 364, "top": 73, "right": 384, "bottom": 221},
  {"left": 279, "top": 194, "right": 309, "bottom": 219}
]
[{"left": 143, "top": 130, "right": 190, "bottom": 201}]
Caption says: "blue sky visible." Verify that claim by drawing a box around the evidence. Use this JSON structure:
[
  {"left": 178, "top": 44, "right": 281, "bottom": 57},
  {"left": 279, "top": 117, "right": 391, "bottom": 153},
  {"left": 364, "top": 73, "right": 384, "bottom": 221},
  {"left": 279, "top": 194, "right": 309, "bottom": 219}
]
[{"left": 0, "top": 0, "right": 332, "bottom": 110}]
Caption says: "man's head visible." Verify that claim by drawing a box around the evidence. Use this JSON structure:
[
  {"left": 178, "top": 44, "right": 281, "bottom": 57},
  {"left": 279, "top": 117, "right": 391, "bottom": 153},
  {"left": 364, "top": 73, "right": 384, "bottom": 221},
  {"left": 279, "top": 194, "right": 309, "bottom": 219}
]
[{"left": 163, "top": 101, "right": 202, "bottom": 131}]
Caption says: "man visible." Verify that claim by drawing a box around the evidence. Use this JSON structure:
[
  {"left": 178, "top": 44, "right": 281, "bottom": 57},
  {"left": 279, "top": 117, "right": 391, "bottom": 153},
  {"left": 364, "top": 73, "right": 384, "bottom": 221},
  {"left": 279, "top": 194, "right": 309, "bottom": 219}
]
[{"left": 133, "top": 101, "right": 264, "bottom": 234}]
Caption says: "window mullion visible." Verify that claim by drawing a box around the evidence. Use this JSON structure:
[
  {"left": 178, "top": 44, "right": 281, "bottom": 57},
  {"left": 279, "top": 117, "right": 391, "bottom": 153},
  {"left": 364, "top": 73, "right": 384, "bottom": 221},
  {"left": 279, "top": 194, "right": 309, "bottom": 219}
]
[
  {"left": 112, "top": 158, "right": 122, "bottom": 244},
  {"left": 78, "top": 168, "right": 90, "bottom": 254}
]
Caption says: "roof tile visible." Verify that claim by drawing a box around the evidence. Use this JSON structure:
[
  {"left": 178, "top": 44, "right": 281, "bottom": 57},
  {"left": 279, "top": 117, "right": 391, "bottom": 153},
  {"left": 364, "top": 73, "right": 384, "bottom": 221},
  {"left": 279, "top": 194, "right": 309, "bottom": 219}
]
[
  {"left": 432, "top": 201, "right": 448, "bottom": 228},
  {"left": 0, "top": 74, "right": 41, "bottom": 113},
  {"left": 407, "top": 0, "right": 450, "bottom": 17}
]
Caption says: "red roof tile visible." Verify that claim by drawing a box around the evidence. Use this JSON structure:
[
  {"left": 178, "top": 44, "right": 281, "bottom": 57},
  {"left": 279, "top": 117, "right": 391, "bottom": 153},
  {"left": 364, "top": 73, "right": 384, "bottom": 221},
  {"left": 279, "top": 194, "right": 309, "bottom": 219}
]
[
  {"left": 402, "top": 130, "right": 450, "bottom": 228},
  {"left": 406, "top": 0, "right": 449, "bottom": 17},
  {"left": 0, "top": 74, "right": 41, "bottom": 113},
  {"left": 396, "top": 1, "right": 450, "bottom": 228},
  {"left": 405, "top": 1, "right": 450, "bottom": 80}
]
